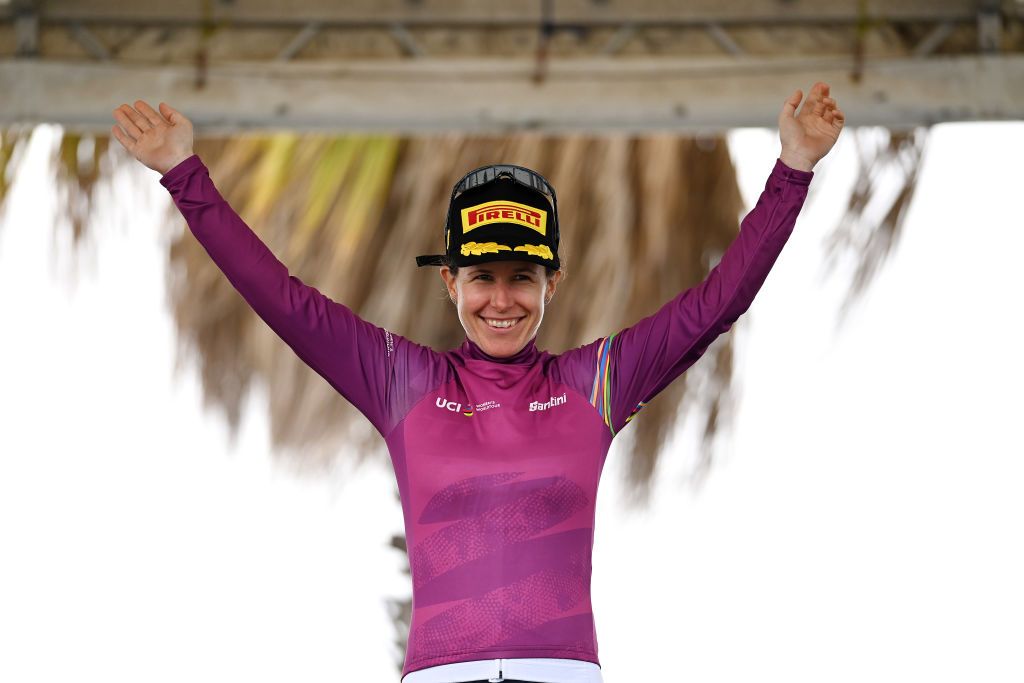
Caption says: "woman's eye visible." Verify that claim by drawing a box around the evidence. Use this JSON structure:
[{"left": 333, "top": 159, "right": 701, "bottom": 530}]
[{"left": 470, "top": 273, "right": 532, "bottom": 281}]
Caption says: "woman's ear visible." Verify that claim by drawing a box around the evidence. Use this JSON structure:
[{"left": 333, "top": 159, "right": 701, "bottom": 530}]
[
  {"left": 439, "top": 266, "right": 457, "bottom": 304},
  {"left": 545, "top": 269, "right": 564, "bottom": 303}
]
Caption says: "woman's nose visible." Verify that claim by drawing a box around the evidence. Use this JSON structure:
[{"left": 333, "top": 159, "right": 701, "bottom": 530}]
[{"left": 491, "top": 281, "right": 514, "bottom": 309}]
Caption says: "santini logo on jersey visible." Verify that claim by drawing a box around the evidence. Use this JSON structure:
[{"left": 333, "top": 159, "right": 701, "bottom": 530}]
[
  {"left": 529, "top": 393, "right": 567, "bottom": 412},
  {"left": 461, "top": 200, "right": 547, "bottom": 236}
]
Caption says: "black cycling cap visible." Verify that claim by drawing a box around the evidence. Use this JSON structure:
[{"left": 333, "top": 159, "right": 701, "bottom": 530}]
[{"left": 415, "top": 164, "right": 561, "bottom": 271}]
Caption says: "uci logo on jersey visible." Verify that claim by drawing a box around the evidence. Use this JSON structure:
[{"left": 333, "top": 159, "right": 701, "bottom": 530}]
[{"left": 436, "top": 396, "right": 473, "bottom": 417}]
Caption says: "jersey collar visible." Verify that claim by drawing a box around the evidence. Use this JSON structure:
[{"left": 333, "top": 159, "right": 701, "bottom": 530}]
[{"left": 460, "top": 336, "right": 540, "bottom": 365}]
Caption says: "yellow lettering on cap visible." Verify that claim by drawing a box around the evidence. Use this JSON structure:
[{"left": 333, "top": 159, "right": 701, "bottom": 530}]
[{"left": 462, "top": 200, "right": 547, "bottom": 236}]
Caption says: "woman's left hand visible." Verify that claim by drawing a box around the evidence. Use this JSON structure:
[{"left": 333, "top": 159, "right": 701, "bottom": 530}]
[{"left": 777, "top": 81, "right": 845, "bottom": 171}]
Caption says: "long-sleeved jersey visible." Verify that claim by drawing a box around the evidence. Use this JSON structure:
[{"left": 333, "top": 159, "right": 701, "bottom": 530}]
[{"left": 160, "top": 154, "right": 813, "bottom": 681}]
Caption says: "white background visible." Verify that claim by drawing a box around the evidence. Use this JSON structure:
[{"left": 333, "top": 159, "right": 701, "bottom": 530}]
[{"left": 1, "top": 122, "right": 1021, "bottom": 682}]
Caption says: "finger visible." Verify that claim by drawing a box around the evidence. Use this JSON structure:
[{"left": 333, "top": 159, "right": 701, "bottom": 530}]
[
  {"left": 781, "top": 88, "right": 802, "bottom": 118},
  {"left": 815, "top": 91, "right": 837, "bottom": 116},
  {"left": 159, "top": 102, "right": 182, "bottom": 125},
  {"left": 112, "top": 107, "right": 143, "bottom": 139},
  {"left": 803, "top": 82, "right": 828, "bottom": 111},
  {"left": 134, "top": 99, "right": 166, "bottom": 127},
  {"left": 110, "top": 124, "right": 134, "bottom": 151},
  {"left": 121, "top": 103, "right": 152, "bottom": 131}
]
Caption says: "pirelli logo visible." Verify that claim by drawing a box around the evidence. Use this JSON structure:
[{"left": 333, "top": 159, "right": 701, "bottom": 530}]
[{"left": 461, "top": 200, "right": 547, "bottom": 237}]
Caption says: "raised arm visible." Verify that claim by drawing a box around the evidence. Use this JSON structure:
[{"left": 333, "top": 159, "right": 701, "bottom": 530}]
[
  {"left": 585, "top": 82, "right": 844, "bottom": 436},
  {"left": 111, "top": 100, "right": 428, "bottom": 435}
]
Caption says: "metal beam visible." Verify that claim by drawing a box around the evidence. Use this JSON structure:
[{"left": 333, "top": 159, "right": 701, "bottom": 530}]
[
  {"left": 977, "top": 0, "right": 1003, "bottom": 54},
  {"left": 389, "top": 22, "right": 426, "bottom": 58},
  {"left": 3, "top": 55, "right": 1021, "bottom": 134},
  {"left": 12, "top": 0, "right": 39, "bottom": 58},
  {"left": 2, "top": 0, "right": 1015, "bottom": 66},
  {"left": 913, "top": 20, "right": 956, "bottom": 57},
  {"left": 704, "top": 22, "right": 745, "bottom": 56},
  {"left": 599, "top": 24, "right": 635, "bottom": 56},
  {"left": 0, "top": 0, "right": 985, "bottom": 28},
  {"left": 275, "top": 21, "right": 322, "bottom": 62},
  {"left": 68, "top": 21, "right": 111, "bottom": 60}
]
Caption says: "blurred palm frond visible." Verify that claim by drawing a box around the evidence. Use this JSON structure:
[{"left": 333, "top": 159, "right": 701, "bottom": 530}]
[
  {"left": 0, "top": 128, "right": 33, "bottom": 214},
  {"left": 55, "top": 131, "right": 110, "bottom": 250},
  {"left": 823, "top": 126, "right": 929, "bottom": 325}
]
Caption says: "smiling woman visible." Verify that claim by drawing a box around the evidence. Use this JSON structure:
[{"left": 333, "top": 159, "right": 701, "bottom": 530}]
[
  {"left": 440, "top": 260, "right": 562, "bottom": 359},
  {"left": 417, "top": 163, "right": 566, "bottom": 360},
  {"left": 111, "top": 82, "right": 843, "bottom": 683}
]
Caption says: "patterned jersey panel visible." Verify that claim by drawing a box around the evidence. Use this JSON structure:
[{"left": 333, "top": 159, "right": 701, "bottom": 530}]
[{"left": 389, "top": 340, "right": 612, "bottom": 678}]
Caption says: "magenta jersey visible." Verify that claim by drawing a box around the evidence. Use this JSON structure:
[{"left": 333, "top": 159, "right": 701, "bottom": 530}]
[{"left": 160, "top": 154, "right": 813, "bottom": 679}]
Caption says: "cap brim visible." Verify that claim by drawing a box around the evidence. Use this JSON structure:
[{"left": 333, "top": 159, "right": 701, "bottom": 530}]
[
  {"left": 415, "top": 254, "right": 447, "bottom": 267},
  {"left": 449, "top": 250, "right": 559, "bottom": 270}
]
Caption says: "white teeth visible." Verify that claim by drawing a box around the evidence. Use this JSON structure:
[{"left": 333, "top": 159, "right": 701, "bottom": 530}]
[{"left": 485, "top": 317, "right": 521, "bottom": 329}]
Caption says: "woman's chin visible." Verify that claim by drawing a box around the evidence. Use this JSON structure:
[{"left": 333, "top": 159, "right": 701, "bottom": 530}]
[
  {"left": 476, "top": 330, "right": 528, "bottom": 357},
  {"left": 479, "top": 338, "right": 519, "bottom": 357}
]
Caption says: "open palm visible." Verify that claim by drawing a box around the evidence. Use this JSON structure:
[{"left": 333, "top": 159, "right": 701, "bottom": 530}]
[
  {"left": 111, "top": 100, "right": 194, "bottom": 176},
  {"left": 778, "top": 82, "right": 845, "bottom": 168}
]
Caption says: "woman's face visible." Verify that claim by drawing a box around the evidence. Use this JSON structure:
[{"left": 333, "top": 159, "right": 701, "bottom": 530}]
[{"left": 440, "top": 260, "right": 562, "bottom": 358}]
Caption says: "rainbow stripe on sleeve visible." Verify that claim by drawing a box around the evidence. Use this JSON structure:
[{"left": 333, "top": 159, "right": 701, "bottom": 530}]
[
  {"left": 589, "top": 333, "right": 648, "bottom": 437},
  {"left": 625, "top": 400, "right": 647, "bottom": 425},
  {"left": 589, "top": 334, "right": 617, "bottom": 436}
]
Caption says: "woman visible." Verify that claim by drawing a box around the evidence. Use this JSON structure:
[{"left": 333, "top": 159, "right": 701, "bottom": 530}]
[{"left": 112, "top": 83, "right": 844, "bottom": 683}]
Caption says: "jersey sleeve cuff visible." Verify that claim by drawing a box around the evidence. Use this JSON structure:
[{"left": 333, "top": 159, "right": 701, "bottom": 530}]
[
  {"left": 159, "top": 154, "right": 205, "bottom": 188},
  {"left": 772, "top": 157, "right": 814, "bottom": 186}
]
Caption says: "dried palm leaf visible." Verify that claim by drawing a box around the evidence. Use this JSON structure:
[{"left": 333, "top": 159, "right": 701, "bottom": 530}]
[{"left": 822, "top": 126, "right": 929, "bottom": 325}]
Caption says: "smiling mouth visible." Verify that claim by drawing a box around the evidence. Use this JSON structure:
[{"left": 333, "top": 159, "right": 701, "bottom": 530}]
[{"left": 482, "top": 316, "right": 525, "bottom": 330}]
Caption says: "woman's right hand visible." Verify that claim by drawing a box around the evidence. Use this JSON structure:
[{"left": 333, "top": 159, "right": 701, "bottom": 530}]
[{"left": 111, "top": 100, "right": 194, "bottom": 176}]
